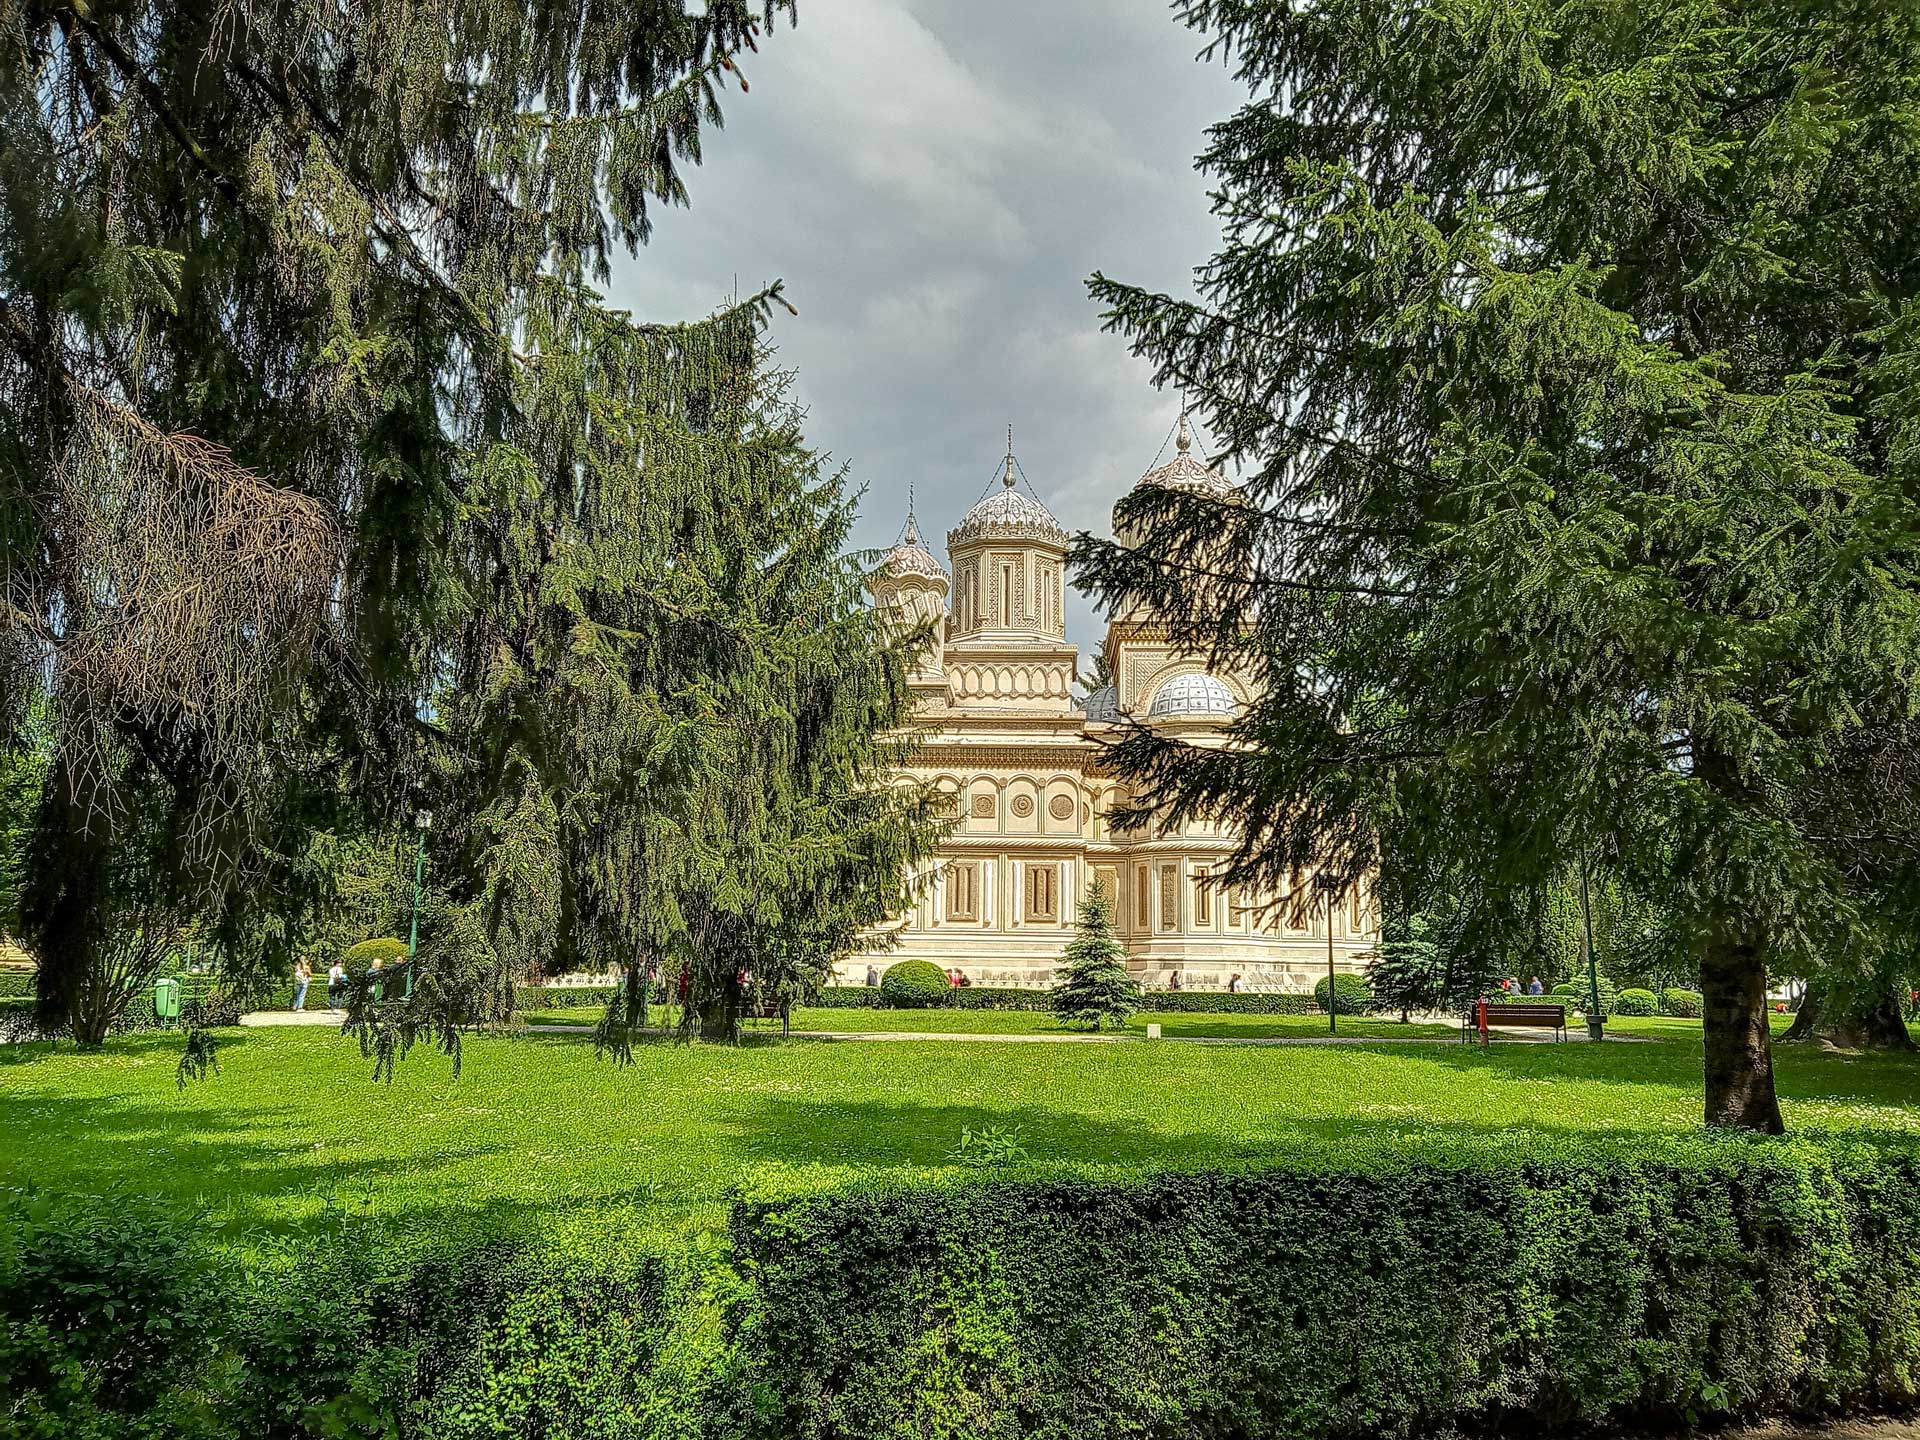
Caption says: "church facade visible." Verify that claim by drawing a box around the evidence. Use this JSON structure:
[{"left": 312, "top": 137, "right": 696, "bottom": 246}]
[{"left": 847, "top": 421, "right": 1375, "bottom": 992}]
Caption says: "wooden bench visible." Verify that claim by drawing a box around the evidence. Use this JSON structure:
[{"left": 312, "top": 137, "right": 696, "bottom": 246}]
[{"left": 1462, "top": 1001, "right": 1567, "bottom": 1043}]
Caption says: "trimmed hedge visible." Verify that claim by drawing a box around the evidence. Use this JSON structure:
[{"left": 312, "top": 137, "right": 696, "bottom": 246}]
[
  {"left": 0, "top": 968, "right": 32, "bottom": 1000},
  {"left": 1314, "top": 971, "right": 1372, "bottom": 1015},
  {"left": 806, "top": 986, "right": 1322, "bottom": 1015},
  {"left": 1138, "top": 989, "right": 1320, "bottom": 1015},
  {"left": 13, "top": 1144, "right": 1920, "bottom": 1437},
  {"left": 1616, "top": 987, "right": 1660, "bottom": 1016},
  {"left": 879, "top": 959, "right": 951, "bottom": 1007},
  {"left": 516, "top": 983, "right": 623, "bottom": 1013},
  {"left": 1664, "top": 987, "right": 1704, "bottom": 1018},
  {"left": 735, "top": 1144, "right": 1920, "bottom": 1439},
  {"left": 343, "top": 937, "right": 409, "bottom": 975}
]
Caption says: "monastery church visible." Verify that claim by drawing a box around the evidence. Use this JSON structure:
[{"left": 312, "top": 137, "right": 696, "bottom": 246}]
[{"left": 850, "top": 418, "right": 1375, "bottom": 992}]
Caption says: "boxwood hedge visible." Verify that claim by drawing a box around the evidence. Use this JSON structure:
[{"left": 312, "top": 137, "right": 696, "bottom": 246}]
[
  {"left": 734, "top": 1143, "right": 1920, "bottom": 1439},
  {"left": 10, "top": 1143, "right": 1920, "bottom": 1438}
]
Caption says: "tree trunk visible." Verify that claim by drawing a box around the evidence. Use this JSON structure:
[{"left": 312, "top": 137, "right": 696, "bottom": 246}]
[
  {"left": 1781, "top": 977, "right": 1917, "bottom": 1051},
  {"left": 1699, "top": 926, "right": 1785, "bottom": 1133},
  {"left": 698, "top": 972, "right": 740, "bottom": 1042}
]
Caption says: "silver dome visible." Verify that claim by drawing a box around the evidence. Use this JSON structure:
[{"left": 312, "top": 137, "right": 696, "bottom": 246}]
[
  {"left": 1081, "top": 684, "right": 1120, "bottom": 724},
  {"left": 1147, "top": 672, "right": 1238, "bottom": 719}
]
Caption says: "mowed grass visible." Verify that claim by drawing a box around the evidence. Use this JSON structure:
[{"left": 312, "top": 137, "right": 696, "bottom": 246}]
[
  {"left": 523, "top": 1006, "right": 1463, "bottom": 1040},
  {"left": 3, "top": 1024, "right": 1917, "bottom": 1260}
]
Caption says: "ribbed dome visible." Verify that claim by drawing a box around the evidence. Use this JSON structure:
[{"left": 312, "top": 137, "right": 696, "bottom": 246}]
[
  {"left": 1147, "top": 672, "right": 1238, "bottom": 719},
  {"left": 878, "top": 513, "right": 948, "bottom": 584},
  {"left": 1081, "top": 684, "right": 1120, "bottom": 724},
  {"left": 1136, "top": 414, "right": 1237, "bottom": 500},
  {"left": 951, "top": 457, "right": 1068, "bottom": 548}
]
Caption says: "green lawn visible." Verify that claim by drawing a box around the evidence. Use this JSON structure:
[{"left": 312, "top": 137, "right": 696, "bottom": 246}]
[
  {"left": 4, "top": 1023, "right": 1918, "bottom": 1261},
  {"left": 523, "top": 1005, "right": 1463, "bottom": 1040}
]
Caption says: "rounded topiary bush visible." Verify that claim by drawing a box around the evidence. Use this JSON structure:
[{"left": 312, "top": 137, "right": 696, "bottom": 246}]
[
  {"left": 1314, "top": 972, "right": 1372, "bottom": 1016},
  {"left": 344, "top": 937, "right": 409, "bottom": 976},
  {"left": 1662, "top": 987, "right": 1704, "bottom": 1018},
  {"left": 880, "top": 959, "right": 951, "bottom": 1008},
  {"left": 1615, "top": 987, "right": 1659, "bottom": 1016}
]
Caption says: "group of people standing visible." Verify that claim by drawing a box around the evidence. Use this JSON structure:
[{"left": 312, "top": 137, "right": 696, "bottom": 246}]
[{"left": 289, "top": 957, "right": 394, "bottom": 1013}]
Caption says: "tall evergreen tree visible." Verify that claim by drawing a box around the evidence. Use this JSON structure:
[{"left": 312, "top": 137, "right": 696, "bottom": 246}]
[
  {"left": 1049, "top": 879, "right": 1141, "bottom": 1031},
  {"left": 1078, "top": 0, "right": 1920, "bottom": 1131},
  {"left": 0, "top": 2, "right": 805, "bottom": 1037}
]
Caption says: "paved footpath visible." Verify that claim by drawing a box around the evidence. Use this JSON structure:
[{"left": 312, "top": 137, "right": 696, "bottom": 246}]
[{"left": 238, "top": 1011, "right": 1634, "bottom": 1044}]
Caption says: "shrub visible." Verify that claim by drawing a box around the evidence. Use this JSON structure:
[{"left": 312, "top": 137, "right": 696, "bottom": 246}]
[
  {"left": 1141, "top": 990, "right": 1319, "bottom": 1015},
  {"left": 515, "top": 983, "right": 624, "bottom": 1013},
  {"left": 1548, "top": 978, "right": 1619, "bottom": 1017},
  {"left": 0, "top": 968, "right": 33, "bottom": 1000},
  {"left": 734, "top": 1145, "right": 1920, "bottom": 1439},
  {"left": 880, "top": 960, "right": 952, "bottom": 1008},
  {"left": 344, "top": 937, "right": 410, "bottom": 976},
  {"left": 1663, "top": 988, "right": 1704, "bottom": 1018},
  {"left": 0, "top": 1197, "right": 234, "bottom": 1436},
  {"left": 1615, "top": 987, "right": 1660, "bottom": 1016},
  {"left": 1312, "top": 972, "right": 1371, "bottom": 1015},
  {"left": 0, "top": 995, "right": 39, "bottom": 1040}
]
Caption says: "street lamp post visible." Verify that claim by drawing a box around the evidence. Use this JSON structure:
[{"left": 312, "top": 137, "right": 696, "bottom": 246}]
[
  {"left": 1327, "top": 891, "right": 1337, "bottom": 1035},
  {"left": 406, "top": 809, "right": 432, "bottom": 999}
]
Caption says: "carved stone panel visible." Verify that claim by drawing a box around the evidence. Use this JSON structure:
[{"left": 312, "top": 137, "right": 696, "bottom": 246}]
[
  {"left": 1009, "top": 794, "right": 1035, "bottom": 819},
  {"left": 970, "top": 793, "right": 997, "bottom": 819},
  {"left": 1047, "top": 794, "right": 1075, "bottom": 822}
]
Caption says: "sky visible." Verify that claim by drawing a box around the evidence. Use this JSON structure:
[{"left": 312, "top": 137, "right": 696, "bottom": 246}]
[{"left": 604, "top": 0, "right": 1248, "bottom": 653}]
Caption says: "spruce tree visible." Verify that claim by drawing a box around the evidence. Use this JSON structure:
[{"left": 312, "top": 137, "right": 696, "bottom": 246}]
[
  {"left": 1049, "top": 879, "right": 1141, "bottom": 1031},
  {"left": 0, "top": 3, "right": 827, "bottom": 1041},
  {"left": 1078, "top": 0, "right": 1920, "bottom": 1131},
  {"left": 1364, "top": 918, "right": 1445, "bottom": 1024}
]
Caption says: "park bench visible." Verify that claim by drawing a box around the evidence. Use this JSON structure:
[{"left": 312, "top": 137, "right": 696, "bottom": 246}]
[{"left": 1462, "top": 1001, "right": 1567, "bottom": 1043}]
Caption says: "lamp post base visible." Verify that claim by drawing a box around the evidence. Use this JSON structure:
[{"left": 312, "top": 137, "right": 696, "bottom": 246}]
[{"left": 1587, "top": 1017, "right": 1605, "bottom": 1043}]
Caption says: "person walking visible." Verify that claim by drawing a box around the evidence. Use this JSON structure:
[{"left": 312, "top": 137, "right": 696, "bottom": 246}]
[
  {"left": 1526, "top": 976, "right": 1544, "bottom": 996},
  {"left": 292, "top": 960, "right": 311, "bottom": 1012},
  {"left": 865, "top": 963, "right": 879, "bottom": 989},
  {"left": 326, "top": 960, "right": 346, "bottom": 1012}
]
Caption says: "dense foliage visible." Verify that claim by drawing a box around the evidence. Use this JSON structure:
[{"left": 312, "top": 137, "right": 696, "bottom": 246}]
[
  {"left": 1665, "top": 989, "right": 1706, "bottom": 1020},
  {"left": 0, "top": 1, "right": 945, "bottom": 1052},
  {"left": 1077, "top": 0, "right": 1920, "bottom": 1130},
  {"left": 739, "top": 1143, "right": 1920, "bottom": 1439},
  {"left": 1313, "top": 972, "right": 1372, "bottom": 1016},
  {"left": 878, "top": 960, "right": 950, "bottom": 1009},
  {"left": 1048, "top": 879, "right": 1141, "bottom": 1030},
  {"left": 1363, "top": 916, "right": 1445, "bottom": 1019},
  {"left": 14, "top": 1135, "right": 1920, "bottom": 1439},
  {"left": 1616, "top": 988, "right": 1661, "bottom": 1018}
]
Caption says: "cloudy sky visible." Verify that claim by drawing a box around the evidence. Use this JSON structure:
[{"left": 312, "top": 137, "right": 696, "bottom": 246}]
[{"left": 605, "top": 1, "right": 1246, "bottom": 652}]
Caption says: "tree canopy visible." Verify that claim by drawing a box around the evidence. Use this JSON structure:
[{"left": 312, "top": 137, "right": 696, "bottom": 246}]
[
  {"left": 2, "top": 2, "right": 939, "bottom": 1051},
  {"left": 1077, "top": 0, "right": 1920, "bottom": 1131}
]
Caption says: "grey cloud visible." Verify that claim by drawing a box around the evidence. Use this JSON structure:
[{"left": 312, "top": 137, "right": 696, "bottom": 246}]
[{"left": 603, "top": 0, "right": 1245, "bottom": 653}]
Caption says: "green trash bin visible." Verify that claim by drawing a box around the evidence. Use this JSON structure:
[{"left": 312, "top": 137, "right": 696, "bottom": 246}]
[{"left": 153, "top": 976, "right": 182, "bottom": 1025}]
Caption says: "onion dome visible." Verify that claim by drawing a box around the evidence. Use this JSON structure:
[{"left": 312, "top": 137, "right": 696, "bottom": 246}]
[
  {"left": 1136, "top": 413, "right": 1237, "bottom": 499},
  {"left": 1081, "top": 684, "right": 1120, "bottom": 724},
  {"left": 950, "top": 448, "right": 1069, "bottom": 548},
  {"left": 878, "top": 512, "right": 948, "bottom": 583},
  {"left": 1147, "top": 672, "right": 1239, "bottom": 720}
]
